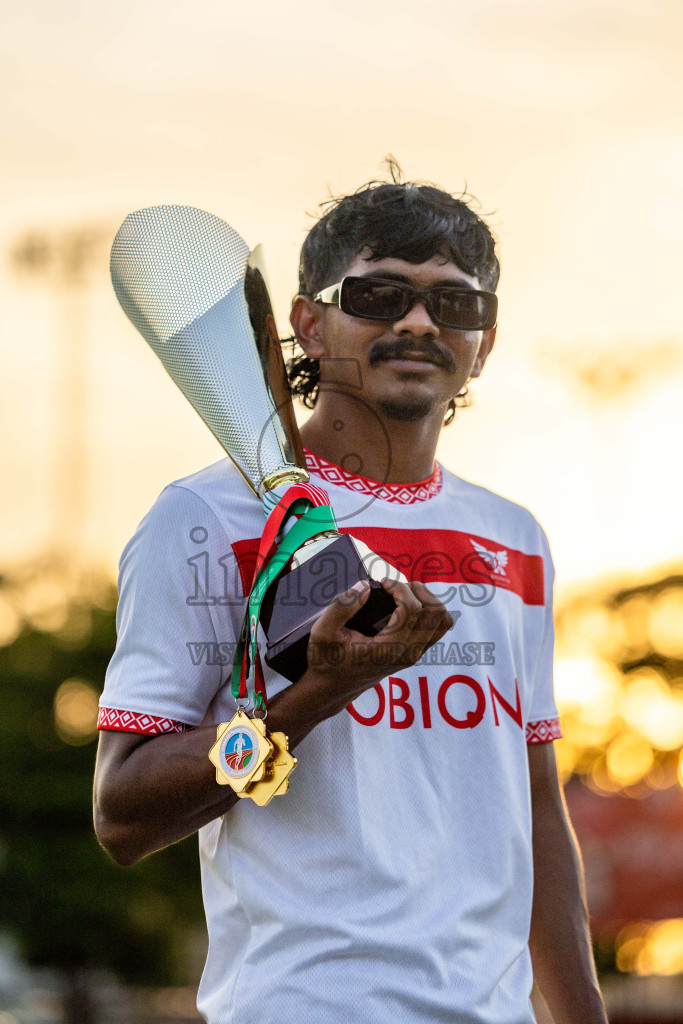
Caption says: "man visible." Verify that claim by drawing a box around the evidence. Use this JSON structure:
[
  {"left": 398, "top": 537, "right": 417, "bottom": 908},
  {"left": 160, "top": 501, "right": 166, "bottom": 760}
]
[{"left": 94, "top": 170, "right": 607, "bottom": 1024}]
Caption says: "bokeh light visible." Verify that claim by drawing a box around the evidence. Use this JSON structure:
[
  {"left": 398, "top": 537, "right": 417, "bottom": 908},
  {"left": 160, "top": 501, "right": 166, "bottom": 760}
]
[
  {"left": 556, "top": 603, "right": 628, "bottom": 661},
  {"left": 621, "top": 668, "right": 683, "bottom": 751},
  {"left": 605, "top": 733, "right": 654, "bottom": 788},
  {"left": 53, "top": 677, "right": 99, "bottom": 745},
  {"left": 614, "top": 594, "right": 652, "bottom": 662},
  {"left": 554, "top": 580, "right": 683, "bottom": 794},
  {"left": 648, "top": 587, "right": 683, "bottom": 658},
  {"left": 554, "top": 655, "right": 621, "bottom": 751},
  {"left": 616, "top": 919, "right": 683, "bottom": 976}
]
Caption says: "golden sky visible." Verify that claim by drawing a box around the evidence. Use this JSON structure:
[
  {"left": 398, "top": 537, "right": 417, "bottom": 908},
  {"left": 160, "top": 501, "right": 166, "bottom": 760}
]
[{"left": 1, "top": 0, "right": 682, "bottom": 592}]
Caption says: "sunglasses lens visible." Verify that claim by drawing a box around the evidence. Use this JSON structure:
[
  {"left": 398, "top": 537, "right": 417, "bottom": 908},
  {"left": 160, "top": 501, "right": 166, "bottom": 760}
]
[
  {"left": 343, "top": 279, "right": 408, "bottom": 320},
  {"left": 433, "top": 289, "right": 496, "bottom": 330}
]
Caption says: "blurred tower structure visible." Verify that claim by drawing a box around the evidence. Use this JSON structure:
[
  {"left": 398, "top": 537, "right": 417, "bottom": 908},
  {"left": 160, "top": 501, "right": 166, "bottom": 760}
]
[{"left": 10, "top": 226, "right": 110, "bottom": 576}]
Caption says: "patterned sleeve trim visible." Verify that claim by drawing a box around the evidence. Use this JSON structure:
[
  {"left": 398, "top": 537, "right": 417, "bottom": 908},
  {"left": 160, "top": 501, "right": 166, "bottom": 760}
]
[
  {"left": 97, "top": 707, "right": 194, "bottom": 735},
  {"left": 525, "top": 717, "right": 562, "bottom": 744}
]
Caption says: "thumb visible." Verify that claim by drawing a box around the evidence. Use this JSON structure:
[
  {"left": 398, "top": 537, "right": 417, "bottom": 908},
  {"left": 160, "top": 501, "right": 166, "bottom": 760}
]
[{"left": 310, "top": 579, "right": 371, "bottom": 639}]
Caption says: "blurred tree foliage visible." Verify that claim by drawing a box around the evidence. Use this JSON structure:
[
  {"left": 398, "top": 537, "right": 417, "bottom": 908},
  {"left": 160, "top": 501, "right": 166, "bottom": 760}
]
[
  {"left": 0, "top": 565, "right": 205, "bottom": 1021},
  {"left": 554, "top": 572, "right": 683, "bottom": 978},
  {"left": 554, "top": 573, "right": 683, "bottom": 791}
]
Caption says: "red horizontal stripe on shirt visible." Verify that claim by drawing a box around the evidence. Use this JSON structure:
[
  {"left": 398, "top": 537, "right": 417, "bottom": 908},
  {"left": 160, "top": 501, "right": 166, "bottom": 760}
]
[{"left": 231, "top": 527, "right": 545, "bottom": 605}]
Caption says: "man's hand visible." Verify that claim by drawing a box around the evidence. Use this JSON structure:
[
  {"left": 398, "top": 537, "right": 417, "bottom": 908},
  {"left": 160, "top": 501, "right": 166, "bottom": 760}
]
[
  {"left": 94, "top": 579, "right": 452, "bottom": 866},
  {"left": 301, "top": 577, "right": 454, "bottom": 720}
]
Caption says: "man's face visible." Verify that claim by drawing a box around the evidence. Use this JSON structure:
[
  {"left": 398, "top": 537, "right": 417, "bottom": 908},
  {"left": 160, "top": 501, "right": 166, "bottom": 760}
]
[{"left": 299, "top": 253, "right": 495, "bottom": 423}]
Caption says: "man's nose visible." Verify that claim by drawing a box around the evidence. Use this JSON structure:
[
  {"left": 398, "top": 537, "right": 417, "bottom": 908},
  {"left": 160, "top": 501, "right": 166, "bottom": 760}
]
[{"left": 391, "top": 298, "right": 440, "bottom": 337}]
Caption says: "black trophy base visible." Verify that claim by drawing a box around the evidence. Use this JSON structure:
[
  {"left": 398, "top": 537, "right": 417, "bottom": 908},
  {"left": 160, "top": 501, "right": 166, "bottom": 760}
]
[{"left": 260, "top": 533, "right": 396, "bottom": 682}]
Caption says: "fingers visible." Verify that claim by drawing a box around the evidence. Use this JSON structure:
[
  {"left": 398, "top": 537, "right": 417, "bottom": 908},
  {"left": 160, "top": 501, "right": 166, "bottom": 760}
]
[
  {"left": 379, "top": 578, "right": 423, "bottom": 636},
  {"left": 307, "top": 577, "right": 455, "bottom": 680},
  {"left": 370, "top": 579, "right": 453, "bottom": 668},
  {"left": 379, "top": 579, "right": 453, "bottom": 641},
  {"left": 411, "top": 581, "right": 455, "bottom": 641},
  {"left": 310, "top": 579, "right": 371, "bottom": 641}
]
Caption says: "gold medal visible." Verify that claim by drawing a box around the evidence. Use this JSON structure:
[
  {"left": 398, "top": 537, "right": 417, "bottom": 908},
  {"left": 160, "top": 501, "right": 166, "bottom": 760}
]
[
  {"left": 239, "top": 730, "right": 297, "bottom": 805},
  {"left": 209, "top": 710, "right": 273, "bottom": 793},
  {"left": 245, "top": 717, "right": 269, "bottom": 783}
]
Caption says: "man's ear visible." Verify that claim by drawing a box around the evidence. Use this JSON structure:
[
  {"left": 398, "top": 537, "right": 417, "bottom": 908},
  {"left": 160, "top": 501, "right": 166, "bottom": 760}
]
[
  {"left": 290, "top": 295, "right": 326, "bottom": 359},
  {"left": 470, "top": 326, "right": 496, "bottom": 378}
]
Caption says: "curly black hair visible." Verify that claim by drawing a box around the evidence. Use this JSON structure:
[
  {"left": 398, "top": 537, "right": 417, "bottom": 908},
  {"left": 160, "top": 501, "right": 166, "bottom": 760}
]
[{"left": 285, "top": 158, "right": 499, "bottom": 424}]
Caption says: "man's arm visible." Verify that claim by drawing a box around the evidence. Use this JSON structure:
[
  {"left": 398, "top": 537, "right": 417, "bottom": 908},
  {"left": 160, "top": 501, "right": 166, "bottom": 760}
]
[
  {"left": 94, "top": 578, "right": 453, "bottom": 866},
  {"left": 94, "top": 653, "right": 379, "bottom": 866},
  {"left": 530, "top": 984, "right": 555, "bottom": 1024},
  {"left": 94, "top": 667, "right": 349, "bottom": 866},
  {"left": 528, "top": 742, "right": 607, "bottom": 1024}
]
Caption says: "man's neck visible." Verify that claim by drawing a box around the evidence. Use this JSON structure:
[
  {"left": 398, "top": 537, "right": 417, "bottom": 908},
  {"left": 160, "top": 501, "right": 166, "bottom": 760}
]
[{"left": 299, "top": 396, "right": 444, "bottom": 484}]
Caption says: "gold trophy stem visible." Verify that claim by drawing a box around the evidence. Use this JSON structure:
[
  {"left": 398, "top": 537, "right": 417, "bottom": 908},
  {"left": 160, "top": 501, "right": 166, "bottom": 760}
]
[{"left": 260, "top": 466, "right": 310, "bottom": 498}]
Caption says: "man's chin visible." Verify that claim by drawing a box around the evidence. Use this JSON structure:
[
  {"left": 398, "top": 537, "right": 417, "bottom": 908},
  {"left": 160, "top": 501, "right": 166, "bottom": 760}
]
[{"left": 377, "top": 395, "right": 439, "bottom": 422}]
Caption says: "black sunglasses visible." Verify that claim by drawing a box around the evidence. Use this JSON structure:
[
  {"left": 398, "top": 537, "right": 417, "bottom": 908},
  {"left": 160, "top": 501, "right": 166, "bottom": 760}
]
[{"left": 314, "top": 276, "right": 497, "bottom": 331}]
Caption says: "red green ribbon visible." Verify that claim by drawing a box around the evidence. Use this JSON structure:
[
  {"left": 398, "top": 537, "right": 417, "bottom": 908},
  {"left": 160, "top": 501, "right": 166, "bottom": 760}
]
[{"left": 231, "top": 485, "right": 337, "bottom": 712}]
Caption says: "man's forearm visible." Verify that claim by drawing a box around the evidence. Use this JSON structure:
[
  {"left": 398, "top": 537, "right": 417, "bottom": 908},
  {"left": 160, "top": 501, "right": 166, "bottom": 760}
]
[
  {"left": 94, "top": 580, "right": 453, "bottom": 866},
  {"left": 530, "top": 984, "right": 554, "bottom": 1024},
  {"left": 528, "top": 745, "right": 607, "bottom": 1024},
  {"left": 93, "top": 670, "right": 338, "bottom": 866}
]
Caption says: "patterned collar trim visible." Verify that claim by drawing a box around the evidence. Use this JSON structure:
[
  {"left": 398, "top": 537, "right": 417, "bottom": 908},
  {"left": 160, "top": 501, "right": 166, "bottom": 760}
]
[{"left": 304, "top": 448, "right": 443, "bottom": 504}]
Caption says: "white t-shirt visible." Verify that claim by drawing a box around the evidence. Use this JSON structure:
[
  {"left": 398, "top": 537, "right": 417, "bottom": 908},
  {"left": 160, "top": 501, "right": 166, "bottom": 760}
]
[{"left": 99, "top": 450, "right": 561, "bottom": 1024}]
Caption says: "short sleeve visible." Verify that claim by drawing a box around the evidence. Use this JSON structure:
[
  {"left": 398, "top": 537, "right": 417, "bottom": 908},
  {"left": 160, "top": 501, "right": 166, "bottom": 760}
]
[
  {"left": 98, "top": 483, "right": 241, "bottom": 734},
  {"left": 525, "top": 525, "right": 562, "bottom": 745}
]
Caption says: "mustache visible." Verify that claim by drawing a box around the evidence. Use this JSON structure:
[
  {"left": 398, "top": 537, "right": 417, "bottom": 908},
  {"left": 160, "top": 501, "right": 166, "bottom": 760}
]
[{"left": 368, "top": 338, "right": 457, "bottom": 371}]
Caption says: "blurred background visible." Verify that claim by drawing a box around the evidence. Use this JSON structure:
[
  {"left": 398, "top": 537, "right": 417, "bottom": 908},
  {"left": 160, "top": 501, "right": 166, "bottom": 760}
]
[{"left": 1, "top": 0, "right": 682, "bottom": 1020}]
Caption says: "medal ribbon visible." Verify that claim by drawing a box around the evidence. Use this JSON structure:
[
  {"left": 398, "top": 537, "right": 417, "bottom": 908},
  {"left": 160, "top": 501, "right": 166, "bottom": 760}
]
[{"left": 231, "top": 485, "right": 337, "bottom": 712}]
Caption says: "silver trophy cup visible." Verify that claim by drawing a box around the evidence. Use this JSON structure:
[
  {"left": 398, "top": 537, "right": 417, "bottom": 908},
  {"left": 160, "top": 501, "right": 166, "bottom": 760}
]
[
  {"left": 110, "top": 205, "right": 401, "bottom": 680},
  {"left": 110, "top": 205, "right": 307, "bottom": 497}
]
